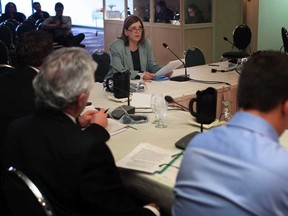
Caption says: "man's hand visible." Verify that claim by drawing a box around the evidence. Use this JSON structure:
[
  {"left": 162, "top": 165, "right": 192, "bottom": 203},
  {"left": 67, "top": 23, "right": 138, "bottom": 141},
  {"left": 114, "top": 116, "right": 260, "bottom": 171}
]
[{"left": 78, "top": 110, "right": 97, "bottom": 128}]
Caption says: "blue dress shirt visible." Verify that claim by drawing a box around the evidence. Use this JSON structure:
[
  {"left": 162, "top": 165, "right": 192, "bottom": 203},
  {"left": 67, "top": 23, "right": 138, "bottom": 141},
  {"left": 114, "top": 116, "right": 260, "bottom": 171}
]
[{"left": 173, "top": 112, "right": 288, "bottom": 216}]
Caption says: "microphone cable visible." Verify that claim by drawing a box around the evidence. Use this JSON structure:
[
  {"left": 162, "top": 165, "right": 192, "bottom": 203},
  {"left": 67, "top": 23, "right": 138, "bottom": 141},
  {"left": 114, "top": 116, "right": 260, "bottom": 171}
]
[{"left": 188, "top": 77, "right": 231, "bottom": 86}]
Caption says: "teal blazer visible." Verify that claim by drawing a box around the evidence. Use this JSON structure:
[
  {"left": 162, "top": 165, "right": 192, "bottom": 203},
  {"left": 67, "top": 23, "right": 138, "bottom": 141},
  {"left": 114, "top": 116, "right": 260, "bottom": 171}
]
[{"left": 108, "top": 38, "right": 162, "bottom": 79}]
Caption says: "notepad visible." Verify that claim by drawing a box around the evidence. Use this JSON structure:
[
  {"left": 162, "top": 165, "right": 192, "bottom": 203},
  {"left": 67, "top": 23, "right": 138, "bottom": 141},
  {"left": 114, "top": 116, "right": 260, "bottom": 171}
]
[
  {"left": 116, "top": 143, "right": 182, "bottom": 174},
  {"left": 130, "top": 93, "right": 152, "bottom": 108}
]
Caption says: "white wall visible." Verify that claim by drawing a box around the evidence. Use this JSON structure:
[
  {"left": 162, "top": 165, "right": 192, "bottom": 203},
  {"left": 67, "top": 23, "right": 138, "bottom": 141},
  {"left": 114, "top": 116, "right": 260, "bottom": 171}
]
[{"left": 258, "top": 0, "right": 288, "bottom": 51}]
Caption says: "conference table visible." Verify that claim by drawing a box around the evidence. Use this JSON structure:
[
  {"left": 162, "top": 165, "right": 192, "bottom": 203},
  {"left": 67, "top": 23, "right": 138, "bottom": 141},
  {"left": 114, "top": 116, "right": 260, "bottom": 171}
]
[{"left": 88, "top": 61, "right": 288, "bottom": 215}]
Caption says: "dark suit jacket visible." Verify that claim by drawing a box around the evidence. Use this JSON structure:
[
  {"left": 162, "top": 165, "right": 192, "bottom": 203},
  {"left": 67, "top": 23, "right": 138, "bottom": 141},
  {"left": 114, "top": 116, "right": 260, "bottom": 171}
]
[
  {"left": 0, "top": 65, "right": 37, "bottom": 164},
  {"left": 4, "top": 109, "right": 155, "bottom": 216}
]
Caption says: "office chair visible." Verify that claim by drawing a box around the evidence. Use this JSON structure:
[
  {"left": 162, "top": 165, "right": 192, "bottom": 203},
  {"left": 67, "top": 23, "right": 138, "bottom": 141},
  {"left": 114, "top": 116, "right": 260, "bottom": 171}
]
[
  {"left": 0, "top": 64, "right": 14, "bottom": 77},
  {"left": 91, "top": 50, "right": 111, "bottom": 82},
  {"left": 3, "top": 20, "right": 18, "bottom": 42},
  {"left": 185, "top": 47, "right": 206, "bottom": 67},
  {"left": 0, "top": 40, "right": 9, "bottom": 64},
  {"left": 2, "top": 166, "right": 55, "bottom": 216},
  {"left": 222, "top": 24, "right": 252, "bottom": 61},
  {"left": 0, "top": 24, "right": 15, "bottom": 50},
  {"left": 281, "top": 27, "right": 288, "bottom": 54},
  {"left": 16, "top": 23, "right": 34, "bottom": 39}
]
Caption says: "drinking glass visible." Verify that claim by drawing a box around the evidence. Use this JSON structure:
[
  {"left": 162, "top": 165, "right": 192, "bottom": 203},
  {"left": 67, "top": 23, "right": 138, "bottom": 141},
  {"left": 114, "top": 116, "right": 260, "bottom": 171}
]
[
  {"left": 136, "top": 72, "right": 146, "bottom": 92},
  {"left": 219, "top": 85, "right": 233, "bottom": 122},
  {"left": 219, "top": 100, "right": 233, "bottom": 122},
  {"left": 151, "top": 94, "right": 160, "bottom": 124},
  {"left": 151, "top": 94, "right": 168, "bottom": 128}
]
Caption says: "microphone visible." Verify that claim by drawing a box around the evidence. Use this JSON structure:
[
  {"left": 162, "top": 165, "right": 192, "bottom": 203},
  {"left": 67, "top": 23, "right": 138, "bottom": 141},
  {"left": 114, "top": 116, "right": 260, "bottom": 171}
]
[
  {"left": 162, "top": 43, "right": 191, "bottom": 82},
  {"left": 164, "top": 95, "right": 189, "bottom": 111},
  {"left": 223, "top": 37, "right": 234, "bottom": 49}
]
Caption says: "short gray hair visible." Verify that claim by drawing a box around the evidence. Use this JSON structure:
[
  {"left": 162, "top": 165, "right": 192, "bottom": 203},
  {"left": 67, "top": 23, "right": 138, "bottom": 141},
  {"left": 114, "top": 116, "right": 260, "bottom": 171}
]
[{"left": 33, "top": 47, "right": 97, "bottom": 110}]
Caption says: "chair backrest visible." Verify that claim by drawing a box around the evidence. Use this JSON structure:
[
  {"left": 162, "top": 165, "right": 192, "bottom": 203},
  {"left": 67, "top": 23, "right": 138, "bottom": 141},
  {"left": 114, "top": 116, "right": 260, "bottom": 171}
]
[
  {"left": 0, "top": 40, "right": 9, "bottom": 64},
  {"left": 233, "top": 24, "right": 252, "bottom": 51},
  {"left": 185, "top": 47, "right": 206, "bottom": 67},
  {"left": 0, "top": 24, "right": 14, "bottom": 49},
  {"left": 2, "top": 166, "right": 55, "bottom": 216},
  {"left": 91, "top": 50, "right": 111, "bottom": 82},
  {"left": 4, "top": 20, "right": 17, "bottom": 41},
  {"left": 16, "top": 23, "right": 34, "bottom": 39},
  {"left": 0, "top": 64, "right": 14, "bottom": 77},
  {"left": 281, "top": 27, "right": 288, "bottom": 54}
]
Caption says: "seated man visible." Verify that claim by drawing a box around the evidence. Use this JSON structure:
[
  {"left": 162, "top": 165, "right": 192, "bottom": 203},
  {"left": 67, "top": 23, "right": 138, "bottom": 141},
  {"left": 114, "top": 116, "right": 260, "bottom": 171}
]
[
  {"left": 41, "top": 2, "right": 85, "bottom": 47},
  {"left": 0, "top": 29, "right": 53, "bottom": 216},
  {"left": 173, "top": 51, "right": 288, "bottom": 216},
  {"left": 30, "top": 2, "right": 50, "bottom": 20},
  {"left": 3, "top": 47, "right": 160, "bottom": 216}
]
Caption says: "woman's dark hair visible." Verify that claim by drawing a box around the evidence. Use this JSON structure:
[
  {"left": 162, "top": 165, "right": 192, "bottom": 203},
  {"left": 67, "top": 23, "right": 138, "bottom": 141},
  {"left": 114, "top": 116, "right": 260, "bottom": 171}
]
[
  {"left": 121, "top": 15, "right": 145, "bottom": 46},
  {"left": 5, "top": 2, "right": 17, "bottom": 13}
]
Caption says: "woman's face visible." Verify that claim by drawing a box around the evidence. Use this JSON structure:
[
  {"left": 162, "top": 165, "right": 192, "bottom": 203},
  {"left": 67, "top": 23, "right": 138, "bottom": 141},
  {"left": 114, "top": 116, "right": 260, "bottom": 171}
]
[
  {"left": 188, "top": 8, "right": 196, "bottom": 17},
  {"left": 8, "top": 4, "right": 16, "bottom": 14},
  {"left": 124, "top": 21, "right": 143, "bottom": 44}
]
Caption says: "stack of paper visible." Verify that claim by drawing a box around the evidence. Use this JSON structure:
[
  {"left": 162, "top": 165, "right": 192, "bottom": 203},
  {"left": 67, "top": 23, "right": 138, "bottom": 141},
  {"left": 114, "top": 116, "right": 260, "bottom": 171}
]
[{"left": 116, "top": 143, "right": 182, "bottom": 174}]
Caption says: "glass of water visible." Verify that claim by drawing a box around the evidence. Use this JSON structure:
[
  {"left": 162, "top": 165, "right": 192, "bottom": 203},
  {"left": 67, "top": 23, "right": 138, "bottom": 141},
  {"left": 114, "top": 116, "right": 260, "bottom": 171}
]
[{"left": 151, "top": 94, "right": 168, "bottom": 128}]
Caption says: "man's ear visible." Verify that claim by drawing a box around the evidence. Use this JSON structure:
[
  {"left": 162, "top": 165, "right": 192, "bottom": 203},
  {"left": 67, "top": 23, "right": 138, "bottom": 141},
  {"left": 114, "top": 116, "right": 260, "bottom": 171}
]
[
  {"left": 283, "top": 100, "right": 288, "bottom": 115},
  {"left": 77, "top": 92, "right": 89, "bottom": 109}
]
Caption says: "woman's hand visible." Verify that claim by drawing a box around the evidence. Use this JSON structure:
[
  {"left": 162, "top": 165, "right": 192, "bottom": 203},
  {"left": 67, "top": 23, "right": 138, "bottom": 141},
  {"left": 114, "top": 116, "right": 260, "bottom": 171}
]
[
  {"left": 165, "top": 71, "right": 173, "bottom": 77},
  {"left": 143, "top": 71, "right": 156, "bottom": 80}
]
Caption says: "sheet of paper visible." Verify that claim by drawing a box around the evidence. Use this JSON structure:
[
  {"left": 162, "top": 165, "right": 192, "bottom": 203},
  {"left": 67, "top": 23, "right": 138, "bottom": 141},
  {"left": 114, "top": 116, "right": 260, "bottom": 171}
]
[
  {"left": 155, "top": 59, "right": 183, "bottom": 77},
  {"left": 116, "top": 143, "right": 181, "bottom": 173},
  {"left": 130, "top": 93, "right": 152, "bottom": 108},
  {"left": 157, "top": 154, "right": 183, "bottom": 184},
  {"left": 106, "top": 118, "right": 127, "bottom": 136}
]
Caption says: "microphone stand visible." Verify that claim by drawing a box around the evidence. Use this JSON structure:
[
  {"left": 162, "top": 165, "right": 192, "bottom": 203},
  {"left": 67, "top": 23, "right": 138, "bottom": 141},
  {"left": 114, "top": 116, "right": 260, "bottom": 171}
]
[{"left": 163, "top": 43, "right": 191, "bottom": 82}]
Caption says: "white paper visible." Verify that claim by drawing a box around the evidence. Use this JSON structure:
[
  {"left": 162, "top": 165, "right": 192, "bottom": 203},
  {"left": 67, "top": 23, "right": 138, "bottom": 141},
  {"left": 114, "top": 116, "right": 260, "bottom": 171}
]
[
  {"left": 106, "top": 118, "right": 127, "bottom": 136},
  {"left": 155, "top": 59, "right": 183, "bottom": 77},
  {"left": 116, "top": 143, "right": 181, "bottom": 173},
  {"left": 130, "top": 93, "right": 152, "bottom": 108}
]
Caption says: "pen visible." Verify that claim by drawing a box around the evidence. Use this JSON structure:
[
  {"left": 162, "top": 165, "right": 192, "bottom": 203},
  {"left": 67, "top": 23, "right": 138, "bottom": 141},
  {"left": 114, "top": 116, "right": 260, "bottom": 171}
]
[
  {"left": 159, "top": 151, "right": 183, "bottom": 174},
  {"left": 208, "top": 64, "right": 220, "bottom": 66},
  {"left": 95, "top": 107, "right": 109, "bottom": 113}
]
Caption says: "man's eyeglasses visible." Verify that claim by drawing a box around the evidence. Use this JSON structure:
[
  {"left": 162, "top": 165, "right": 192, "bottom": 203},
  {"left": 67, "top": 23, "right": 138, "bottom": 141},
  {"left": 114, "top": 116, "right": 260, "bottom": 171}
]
[{"left": 127, "top": 27, "right": 144, "bottom": 33}]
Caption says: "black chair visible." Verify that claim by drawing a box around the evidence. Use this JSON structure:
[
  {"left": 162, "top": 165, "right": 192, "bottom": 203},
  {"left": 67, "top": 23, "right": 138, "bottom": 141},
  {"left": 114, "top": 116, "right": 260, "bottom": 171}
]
[
  {"left": 222, "top": 24, "right": 252, "bottom": 61},
  {"left": 0, "top": 40, "right": 9, "bottom": 64},
  {"left": 91, "top": 50, "right": 111, "bottom": 82},
  {"left": 4, "top": 20, "right": 18, "bottom": 43},
  {"left": 0, "top": 64, "right": 14, "bottom": 77},
  {"left": 185, "top": 47, "right": 206, "bottom": 67},
  {"left": 15, "top": 23, "right": 34, "bottom": 39},
  {"left": 281, "top": 27, "right": 288, "bottom": 54},
  {"left": 2, "top": 166, "right": 55, "bottom": 216},
  {"left": 36, "top": 18, "right": 45, "bottom": 30},
  {"left": 0, "top": 24, "right": 15, "bottom": 50}
]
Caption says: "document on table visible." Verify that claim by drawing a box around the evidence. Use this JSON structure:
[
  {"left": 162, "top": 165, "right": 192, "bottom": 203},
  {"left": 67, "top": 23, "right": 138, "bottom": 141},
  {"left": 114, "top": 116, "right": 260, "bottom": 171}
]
[
  {"left": 116, "top": 143, "right": 182, "bottom": 174},
  {"left": 106, "top": 118, "right": 127, "bottom": 136},
  {"left": 155, "top": 59, "right": 183, "bottom": 78}
]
